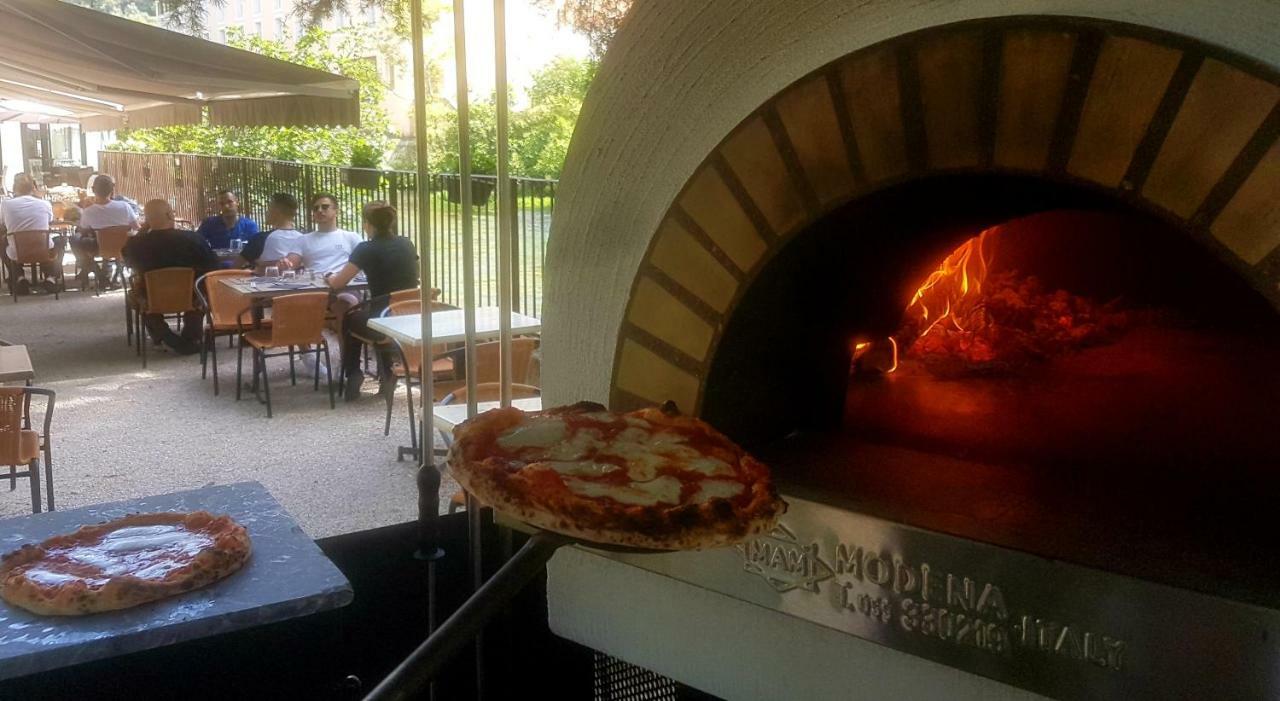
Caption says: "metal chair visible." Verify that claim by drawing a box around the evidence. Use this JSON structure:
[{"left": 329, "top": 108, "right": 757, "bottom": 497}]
[
  {"left": 137, "top": 267, "right": 198, "bottom": 368},
  {"left": 91, "top": 225, "right": 133, "bottom": 296},
  {"left": 338, "top": 287, "right": 422, "bottom": 396},
  {"left": 381, "top": 300, "right": 462, "bottom": 460},
  {"left": 236, "top": 292, "right": 334, "bottom": 418},
  {"left": 196, "top": 270, "right": 269, "bottom": 396},
  {"left": 4, "top": 230, "right": 65, "bottom": 302},
  {"left": 0, "top": 386, "right": 55, "bottom": 513}
]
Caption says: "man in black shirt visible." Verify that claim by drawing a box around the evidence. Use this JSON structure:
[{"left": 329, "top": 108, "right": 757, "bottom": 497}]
[{"left": 123, "top": 199, "right": 217, "bottom": 354}]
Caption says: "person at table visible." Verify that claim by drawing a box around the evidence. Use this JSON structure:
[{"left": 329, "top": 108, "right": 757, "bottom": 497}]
[
  {"left": 0, "top": 173, "right": 58, "bottom": 295},
  {"left": 237, "top": 192, "right": 304, "bottom": 271},
  {"left": 326, "top": 201, "right": 419, "bottom": 400},
  {"left": 280, "top": 193, "right": 361, "bottom": 274},
  {"left": 74, "top": 174, "right": 139, "bottom": 288},
  {"left": 197, "top": 189, "right": 258, "bottom": 251},
  {"left": 121, "top": 199, "right": 217, "bottom": 355}
]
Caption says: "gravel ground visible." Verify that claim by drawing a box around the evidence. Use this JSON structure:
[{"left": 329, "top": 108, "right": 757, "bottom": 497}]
[{"left": 0, "top": 284, "right": 457, "bottom": 538}]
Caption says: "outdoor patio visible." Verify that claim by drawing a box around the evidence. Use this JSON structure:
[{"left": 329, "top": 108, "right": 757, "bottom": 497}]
[{"left": 0, "top": 285, "right": 458, "bottom": 538}]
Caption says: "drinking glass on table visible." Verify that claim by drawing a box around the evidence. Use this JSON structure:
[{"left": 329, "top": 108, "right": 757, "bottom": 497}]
[{"left": 264, "top": 265, "right": 280, "bottom": 279}]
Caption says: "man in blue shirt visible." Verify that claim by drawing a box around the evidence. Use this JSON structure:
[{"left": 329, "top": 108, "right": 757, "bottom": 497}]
[{"left": 197, "top": 190, "right": 259, "bottom": 250}]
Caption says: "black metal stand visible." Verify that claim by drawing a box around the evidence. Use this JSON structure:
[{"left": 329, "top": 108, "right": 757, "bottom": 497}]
[{"left": 363, "top": 531, "right": 569, "bottom": 701}]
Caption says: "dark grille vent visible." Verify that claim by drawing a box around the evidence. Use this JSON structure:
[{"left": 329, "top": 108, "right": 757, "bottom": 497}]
[{"left": 592, "top": 652, "right": 679, "bottom": 701}]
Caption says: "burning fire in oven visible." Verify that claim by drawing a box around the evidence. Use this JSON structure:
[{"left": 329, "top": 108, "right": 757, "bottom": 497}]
[{"left": 852, "top": 224, "right": 1134, "bottom": 377}]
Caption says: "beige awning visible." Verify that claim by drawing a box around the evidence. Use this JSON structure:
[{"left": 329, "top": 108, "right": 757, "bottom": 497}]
[{"left": 0, "top": 0, "right": 360, "bottom": 131}]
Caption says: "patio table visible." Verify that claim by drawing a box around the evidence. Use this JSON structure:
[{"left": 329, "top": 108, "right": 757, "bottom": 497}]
[
  {"left": 0, "top": 344, "right": 34, "bottom": 384},
  {"left": 217, "top": 274, "right": 369, "bottom": 302},
  {"left": 368, "top": 308, "right": 541, "bottom": 460},
  {"left": 367, "top": 307, "right": 542, "bottom": 346},
  {"left": 0, "top": 481, "right": 353, "bottom": 681},
  {"left": 433, "top": 396, "right": 543, "bottom": 435}
]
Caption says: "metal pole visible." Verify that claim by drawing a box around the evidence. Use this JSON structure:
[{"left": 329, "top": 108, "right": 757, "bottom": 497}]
[
  {"left": 494, "top": 0, "right": 513, "bottom": 408},
  {"left": 454, "top": 0, "right": 478, "bottom": 419},
  {"left": 410, "top": 15, "right": 443, "bottom": 701},
  {"left": 410, "top": 0, "right": 441, "bottom": 562},
  {"left": 362, "top": 532, "right": 568, "bottom": 701},
  {"left": 452, "top": 2, "right": 485, "bottom": 697}
]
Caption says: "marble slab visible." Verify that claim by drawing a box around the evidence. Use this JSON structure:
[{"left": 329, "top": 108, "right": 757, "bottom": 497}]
[{"left": 0, "top": 482, "right": 353, "bottom": 681}]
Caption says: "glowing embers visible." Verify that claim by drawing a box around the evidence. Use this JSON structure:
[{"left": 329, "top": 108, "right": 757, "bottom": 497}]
[{"left": 891, "top": 225, "right": 1133, "bottom": 376}]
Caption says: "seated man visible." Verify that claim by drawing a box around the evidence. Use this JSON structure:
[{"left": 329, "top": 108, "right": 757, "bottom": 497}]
[
  {"left": 0, "top": 173, "right": 57, "bottom": 294},
  {"left": 75, "top": 174, "right": 139, "bottom": 287},
  {"left": 281, "top": 193, "right": 361, "bottom": 274},
  {"left": 122, "top": 200, "right": 216, "bottom": 355},
  {"left": 197, "top": 189, "right": 258, "bottom": 251},
  {"left": 238, "top": 192, "right": 304, "bottom": 271}
]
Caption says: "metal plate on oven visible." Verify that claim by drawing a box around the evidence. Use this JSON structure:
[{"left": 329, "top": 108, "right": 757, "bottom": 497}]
[{"left": 591, "top": 495, "right": 1280, "bottom": 701}]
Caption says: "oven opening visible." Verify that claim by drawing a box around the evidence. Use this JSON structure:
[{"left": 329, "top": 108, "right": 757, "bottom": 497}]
[{"left": 701, "top": 173, "right": 1280, "bottom": 606}]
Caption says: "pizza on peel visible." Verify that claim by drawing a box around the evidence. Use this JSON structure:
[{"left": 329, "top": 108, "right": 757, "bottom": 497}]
[
  {"left": 0, "top": 511, "right": 252, "bottom": 616},
  {"left": 447, "top": 402, "right": 786, "bottom": 550}
]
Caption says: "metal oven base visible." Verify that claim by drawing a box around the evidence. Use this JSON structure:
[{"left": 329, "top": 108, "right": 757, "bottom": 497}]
[{"left": 546, "top": 494, "right": 1280, "bottom": 701}]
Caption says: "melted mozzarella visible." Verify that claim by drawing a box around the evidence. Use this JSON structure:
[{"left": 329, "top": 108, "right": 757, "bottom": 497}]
[
  {"left": 693, "top": 479, "right": 745, "bottom": 503},
  {"left": 565, "top": 476, "right": 683, "bottom": 506},
  {"left": 683, "top": 457, "right": 734, "bottom": 477},
  {"left": 546, "top": 428, "right": 605, "bottom": 460},
  {"left": 600, "top": 429, "right": 734, "bottom": 478},
  {"left": 541, "top": 460, "right": 622, "bottom": 477},
  {"left": 497, "top": 417, "right": 567, "bottom": 449}
]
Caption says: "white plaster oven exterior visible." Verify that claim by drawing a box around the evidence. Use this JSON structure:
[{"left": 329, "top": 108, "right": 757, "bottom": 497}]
[{"left": 540, "top": 2, "right": 1280, "bottom": 699}]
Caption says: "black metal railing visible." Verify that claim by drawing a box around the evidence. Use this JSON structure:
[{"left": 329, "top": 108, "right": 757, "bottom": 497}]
[{"left": 99, "top": 151, "right": 555, "bottom": 316}]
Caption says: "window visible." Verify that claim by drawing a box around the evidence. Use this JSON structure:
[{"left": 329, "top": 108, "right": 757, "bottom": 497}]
[
  {"left": 220, "top": 28, "right": 228, "bottom": 43},
  {"left": 254, "top": 21, "right": 262, "bottom": 37},
  {"left": 253, "top": 0, "right": 261, "bottom": 14},
  {"left": 275, "top": 0, "right": 282, "bottom": 8},
  {"left": 276, "top": 17, "right": 286, "bottom": 39},
  {"left": 236, "top": 0, "right": 243, "bottom": 18}
]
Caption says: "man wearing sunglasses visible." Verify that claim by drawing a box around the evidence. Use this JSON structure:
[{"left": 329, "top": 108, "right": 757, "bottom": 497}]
[{"left": 280, "top": 193, "right": 361, "bottom": 274}]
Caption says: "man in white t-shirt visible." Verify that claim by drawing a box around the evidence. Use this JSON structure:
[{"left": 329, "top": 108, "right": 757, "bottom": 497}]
[
  {"left": 0, "top": 173, "right": 57, "bottom": 294},
  {"left": 74, "top": 174, "right": 138, "bottom": 287},
  {"left": 237, "top": 192, "right": 305, "bottom": 271},
  {"left": 281, "top": 193, "right": 361, "bottom": 274}
]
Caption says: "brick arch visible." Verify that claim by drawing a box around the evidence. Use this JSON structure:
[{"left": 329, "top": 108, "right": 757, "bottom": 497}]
[{"left": 610, "top": 16, "right": 1280, "bottom": 413}]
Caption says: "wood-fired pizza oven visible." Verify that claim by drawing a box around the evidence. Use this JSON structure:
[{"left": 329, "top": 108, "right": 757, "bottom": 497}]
[{"left": 541, "top": 3, "right": 1280, "bottom": 700}]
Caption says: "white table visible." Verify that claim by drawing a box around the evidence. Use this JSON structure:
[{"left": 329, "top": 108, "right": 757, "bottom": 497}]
[
  {"left": 0, "top": 344, "right": 34, "bottom": 384},
  {"left": 368, "top": 306, "right": 542, "bottom": 346},
  {"left": 433, "top": 396, "right": 543, "bottom": 433}
]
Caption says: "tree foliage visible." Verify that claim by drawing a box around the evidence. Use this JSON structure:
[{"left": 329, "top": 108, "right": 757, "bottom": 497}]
[
  {"left": 532, "top": 0, "right": 632, "bottom": 58},
  {"left": 416, "top": 57, "right": 596, "bottom": 179},
  {"left": 106, "top": 26, "right": 395, "bottom": 167}
]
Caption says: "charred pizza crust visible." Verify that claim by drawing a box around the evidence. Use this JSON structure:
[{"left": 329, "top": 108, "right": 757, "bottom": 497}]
[
  {"left": 448, "top": 402, "right": 786, "bottom": 550},
  {"left": 0, "top": 512, "right": 252, "bottom": 616}
]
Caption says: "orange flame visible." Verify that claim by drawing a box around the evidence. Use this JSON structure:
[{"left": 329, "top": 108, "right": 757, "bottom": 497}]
[{"left": 904, "top": 227, "right": 996, "bottom": 342}]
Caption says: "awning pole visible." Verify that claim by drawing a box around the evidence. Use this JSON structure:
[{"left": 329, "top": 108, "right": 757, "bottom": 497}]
[
  {"left": 410, "top": 0, "right": 442, "bottom": 571},
  {"left": 453, "top": 2, "right": 486, "bottom": 697},
  {"left": 494, "top": 0, "right": 512, "bottom": 408},
  {"left": 455, "top": 1, "right": 478, "bottom": 419}
]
